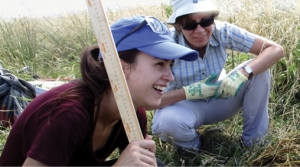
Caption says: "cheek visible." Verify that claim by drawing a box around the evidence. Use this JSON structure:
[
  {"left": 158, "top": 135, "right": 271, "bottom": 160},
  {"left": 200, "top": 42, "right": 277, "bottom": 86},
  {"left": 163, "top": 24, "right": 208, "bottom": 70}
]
[
  {"left": 207, "top": 26, "right": 213, "bottom": 35},
  {"left": 182, "top": 30, "right": 191, "bottom": 37},
  {"left": 126, "top": 70, "right": 144, "bottom": 90},
  {"left": 126, "top": 63, "right": 155, "bottom": 87},
  {"left": 126, "top": 74, "right": 149, "bottom": 103}
]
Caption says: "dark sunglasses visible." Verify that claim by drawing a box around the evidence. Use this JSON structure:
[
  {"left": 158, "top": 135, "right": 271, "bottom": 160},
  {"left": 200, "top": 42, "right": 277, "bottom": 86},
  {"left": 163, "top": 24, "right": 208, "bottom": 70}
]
[
  {"left": 182, "top": 17, "right": 214, "bottom": 30},
  {"left": 116, "top": 16, "right": 170, "bottom": 46}
]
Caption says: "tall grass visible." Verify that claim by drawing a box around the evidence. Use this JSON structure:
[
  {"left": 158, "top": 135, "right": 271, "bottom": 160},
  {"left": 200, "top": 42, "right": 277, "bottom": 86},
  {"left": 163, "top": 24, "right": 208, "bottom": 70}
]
[
  {"left": 0, "top": 11, "right": 95, "bottom": 80},
  {"left": 0, "top": 0, "right": 299, "bottom": 166}
]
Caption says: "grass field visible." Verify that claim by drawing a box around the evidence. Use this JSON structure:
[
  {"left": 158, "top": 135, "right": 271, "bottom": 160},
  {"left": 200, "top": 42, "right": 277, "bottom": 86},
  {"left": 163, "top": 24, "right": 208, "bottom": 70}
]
[{"left": 0, "top": 0, "right": 300, "bottom": 166}]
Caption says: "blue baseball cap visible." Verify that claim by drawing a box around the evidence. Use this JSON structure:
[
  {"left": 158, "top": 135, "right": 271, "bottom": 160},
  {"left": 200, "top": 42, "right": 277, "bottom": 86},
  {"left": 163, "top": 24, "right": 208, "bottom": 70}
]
[{"left": 110, "top": 16, "right": 198, "bottom": 61}]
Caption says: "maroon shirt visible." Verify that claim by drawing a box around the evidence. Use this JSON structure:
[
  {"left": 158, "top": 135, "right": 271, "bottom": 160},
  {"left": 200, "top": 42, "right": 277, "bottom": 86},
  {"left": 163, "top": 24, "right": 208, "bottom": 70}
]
[{"left": 0, "top": 82, "right": 147, "bottom": 166}]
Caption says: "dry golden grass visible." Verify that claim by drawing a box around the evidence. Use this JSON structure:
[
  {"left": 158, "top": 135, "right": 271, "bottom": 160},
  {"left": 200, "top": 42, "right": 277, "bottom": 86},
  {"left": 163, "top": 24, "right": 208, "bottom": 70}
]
[{"left": 0, "top": 0, "right": 299, "bottom": 166}]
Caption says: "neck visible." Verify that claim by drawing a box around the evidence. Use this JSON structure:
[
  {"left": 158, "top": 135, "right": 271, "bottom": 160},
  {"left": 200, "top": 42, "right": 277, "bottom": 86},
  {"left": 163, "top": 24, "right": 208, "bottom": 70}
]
[
  {"left": 198, "top": 48, "right": 206, "bottom": 58},
  {"left": 198, "top": 44, "right": 208, "bottom": 59},
  {"left": 187, "top": 42, "right": 207, "bottom": 59},
  {"left": 96, "top": 88, "right": 121, "bottom": 125}
]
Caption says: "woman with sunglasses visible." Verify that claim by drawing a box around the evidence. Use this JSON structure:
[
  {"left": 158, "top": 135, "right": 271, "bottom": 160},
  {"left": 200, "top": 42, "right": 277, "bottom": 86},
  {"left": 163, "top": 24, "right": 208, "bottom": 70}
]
[
  {"left": 0, "top": 16, "right": 198, "bottom": 166},
  {"left": 151, "top": 0, "right": 284, "bottom": 156}
]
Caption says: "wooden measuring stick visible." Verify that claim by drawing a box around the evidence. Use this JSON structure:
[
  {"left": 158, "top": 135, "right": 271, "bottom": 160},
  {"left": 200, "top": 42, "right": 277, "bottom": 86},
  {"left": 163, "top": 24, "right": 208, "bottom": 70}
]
[{"left": 85, "top": 0, "right": 143, "bottom": 142}]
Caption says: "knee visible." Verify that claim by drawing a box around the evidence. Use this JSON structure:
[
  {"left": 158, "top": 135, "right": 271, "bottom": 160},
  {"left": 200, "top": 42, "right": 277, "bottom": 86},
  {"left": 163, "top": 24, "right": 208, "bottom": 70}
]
[
  {"left": 152, "top": 113, "right": 182, "bottom": 135},
  {"left": 152, "top": 111, "right": 194, "bottom": 138}
]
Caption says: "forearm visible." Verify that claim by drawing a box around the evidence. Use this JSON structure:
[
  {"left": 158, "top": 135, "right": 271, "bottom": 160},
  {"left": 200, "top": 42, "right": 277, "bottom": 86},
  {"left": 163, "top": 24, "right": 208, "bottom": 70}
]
[
  {"left": 146, "top": 88, "right": 186, "bottom": 110},
  {"left": 249, "top": 38, "right": 285, "bottom": 75},
  {"left": 250, "top": 48, "right": 284, "bottom": 75}
]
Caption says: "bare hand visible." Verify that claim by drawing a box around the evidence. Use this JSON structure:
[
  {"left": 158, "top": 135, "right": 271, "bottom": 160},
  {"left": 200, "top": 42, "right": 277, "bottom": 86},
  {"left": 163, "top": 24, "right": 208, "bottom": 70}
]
[{"left": 113, "top": 139, "right": 157, "bottom": 166}]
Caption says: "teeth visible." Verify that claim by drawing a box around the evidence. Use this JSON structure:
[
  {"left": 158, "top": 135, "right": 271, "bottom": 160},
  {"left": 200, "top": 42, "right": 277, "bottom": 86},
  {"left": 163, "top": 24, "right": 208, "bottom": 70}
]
[
  {"left": 153, "top": 85, "right": 165, "bottom": 91},
  {"left": 194, "top": 35, "right": 204, "bottom": 39}
]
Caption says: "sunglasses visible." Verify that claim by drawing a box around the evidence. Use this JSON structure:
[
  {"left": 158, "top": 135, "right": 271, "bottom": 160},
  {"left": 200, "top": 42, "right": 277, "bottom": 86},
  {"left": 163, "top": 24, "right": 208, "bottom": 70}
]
[
  {"left": 182, "top": 17, "right": 214, "bottom": 30},
  {"left": 116, "top": 16, "right": 170, "bottom": 46}
]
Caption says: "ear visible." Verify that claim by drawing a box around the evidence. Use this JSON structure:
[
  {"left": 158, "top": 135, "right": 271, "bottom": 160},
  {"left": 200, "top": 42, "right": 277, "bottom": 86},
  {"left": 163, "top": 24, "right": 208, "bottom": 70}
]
[{"left": 120, "top": 60, "right": 131, "bottom": 79}]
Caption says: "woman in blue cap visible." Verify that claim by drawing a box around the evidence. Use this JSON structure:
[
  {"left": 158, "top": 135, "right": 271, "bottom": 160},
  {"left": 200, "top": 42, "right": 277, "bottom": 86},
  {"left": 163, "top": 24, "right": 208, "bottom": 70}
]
[
  {"left": 0, "top": 16, "right": 198, "bottom": 166},
  {"left": 152, "top": 0, "right": 284, "bottom": 155}
]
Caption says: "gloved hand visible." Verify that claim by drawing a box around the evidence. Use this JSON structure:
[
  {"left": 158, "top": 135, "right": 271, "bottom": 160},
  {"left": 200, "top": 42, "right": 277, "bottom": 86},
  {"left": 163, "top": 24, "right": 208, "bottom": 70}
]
[
  {"left": 215, "top": 70, "right": 247, "bottom": 99},
  {"left": 183, "top": 74, "right": 219, "bottom": 100}
]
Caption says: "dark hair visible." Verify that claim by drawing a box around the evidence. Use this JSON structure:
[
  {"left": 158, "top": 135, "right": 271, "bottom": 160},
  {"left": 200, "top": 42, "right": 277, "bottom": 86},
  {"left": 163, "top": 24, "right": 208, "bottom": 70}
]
[
  {"left": 35, "top": 44, "right": 140, "bottom": 128},
  {"left": 80, "top": 45, "right": 139, "bottom": 94},
  {"left": 172, "top": 14, "right": 191, "bottom": 31},
  {"left": 79, "top": 45, "right": 139, "bottom": 124}
]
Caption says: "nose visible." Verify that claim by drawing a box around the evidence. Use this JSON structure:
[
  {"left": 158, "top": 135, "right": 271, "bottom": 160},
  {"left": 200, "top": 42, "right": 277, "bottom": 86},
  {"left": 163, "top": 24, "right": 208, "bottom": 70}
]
[
  {"left": 194, "top": 24, "right": 205, "bottom": 32},
  {"left": 163, "top": 68, "right": 174, "bottom": 82}
]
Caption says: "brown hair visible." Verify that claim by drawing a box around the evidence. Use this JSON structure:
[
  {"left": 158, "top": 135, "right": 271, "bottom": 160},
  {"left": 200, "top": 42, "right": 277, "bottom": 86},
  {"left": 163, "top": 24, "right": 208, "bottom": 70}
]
[
  {"left": 79, "top": 45, "right": 139, "bottom": 124},
  {"left": 37, "top": 44, "right": 140, "bottom": 128}
]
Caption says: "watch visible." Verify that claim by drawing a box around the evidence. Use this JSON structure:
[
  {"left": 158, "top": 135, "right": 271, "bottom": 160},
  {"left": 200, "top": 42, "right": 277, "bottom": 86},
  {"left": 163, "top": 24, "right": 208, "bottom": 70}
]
[{"left": 243, "top": 66, "right": 253, "bottom": 80}]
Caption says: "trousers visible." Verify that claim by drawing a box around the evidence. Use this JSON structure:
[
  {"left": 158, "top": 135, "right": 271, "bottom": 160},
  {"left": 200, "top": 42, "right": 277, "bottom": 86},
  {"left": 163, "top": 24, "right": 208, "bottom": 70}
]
[{"left": 152, "top": 61, "right": 270, "bottom": 149}]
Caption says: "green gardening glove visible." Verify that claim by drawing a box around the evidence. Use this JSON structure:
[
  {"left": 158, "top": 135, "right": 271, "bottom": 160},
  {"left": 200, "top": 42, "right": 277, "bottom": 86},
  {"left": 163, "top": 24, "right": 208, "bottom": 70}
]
[
  {"left": 183, "top": 74, "right": 219, "bottom": 100},
  {"left": 215, "top": 70, "right": 247, "bottom": 99}
]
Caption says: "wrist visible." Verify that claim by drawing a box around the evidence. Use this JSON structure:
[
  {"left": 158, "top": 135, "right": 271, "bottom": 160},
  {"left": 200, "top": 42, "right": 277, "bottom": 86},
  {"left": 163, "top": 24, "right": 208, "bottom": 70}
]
[
  {"left": 242, "top": 65, "right": 253, "bottom": 80},
  {"left": 239, "top": 68, "right": 249, "bottom": 78},
  {"left": 182, "top": 86, "right": 191, "bottom": 100},
  {"left": 181, "top": 87, "right": 188, "bottom": 99}
]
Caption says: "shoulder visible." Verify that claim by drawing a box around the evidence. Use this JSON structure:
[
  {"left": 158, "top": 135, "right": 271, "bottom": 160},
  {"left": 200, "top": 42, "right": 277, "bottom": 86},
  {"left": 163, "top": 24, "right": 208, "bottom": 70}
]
[
  {"left": 214, "top": 20, "right": 241, "bottom": 30},
  {"left": 212, "top": 20, "right": 255, "bottom": 44},
  {"left": 2, "top": 82, "right": 94, "bottom": 166},
  {"left": 211, "top": 20, "right": 256, "bottom": 51},
  {"left": 213, "top": 20, "right": 241, "bottom": 35},
  {"left": 213, "top": 20, "right": 255, "bottom": 36},
  {"left": 21, "top": 81, "right": 93, "bottom": 128}
]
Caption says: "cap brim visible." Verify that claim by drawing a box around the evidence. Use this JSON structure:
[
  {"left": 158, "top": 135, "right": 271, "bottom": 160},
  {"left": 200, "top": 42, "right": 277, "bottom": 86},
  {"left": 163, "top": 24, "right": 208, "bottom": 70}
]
[{"left": 137, "top": 41, "right": 198, "bottom": 61}]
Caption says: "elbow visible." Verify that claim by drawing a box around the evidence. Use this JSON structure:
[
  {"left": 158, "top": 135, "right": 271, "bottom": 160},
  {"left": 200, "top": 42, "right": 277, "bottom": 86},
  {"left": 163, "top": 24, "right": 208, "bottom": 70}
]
[
  {"left": 267, "top": 43, "right": 285, "bottom": 60},
  {"left": 276, "top": 44, "right": 285, "bottom": 59}
]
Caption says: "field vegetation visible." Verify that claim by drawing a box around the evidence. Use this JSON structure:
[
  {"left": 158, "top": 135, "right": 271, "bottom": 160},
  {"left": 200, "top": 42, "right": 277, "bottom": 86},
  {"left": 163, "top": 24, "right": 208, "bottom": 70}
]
[{"left": 0, "top": 0, "right": 299, "bottom": 166}]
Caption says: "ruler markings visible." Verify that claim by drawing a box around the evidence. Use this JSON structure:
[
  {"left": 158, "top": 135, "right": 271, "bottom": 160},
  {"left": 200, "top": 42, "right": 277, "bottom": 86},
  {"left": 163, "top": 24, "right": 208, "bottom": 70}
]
[{"left": 85, "top": 0, "right": 143, "bottom": 142}]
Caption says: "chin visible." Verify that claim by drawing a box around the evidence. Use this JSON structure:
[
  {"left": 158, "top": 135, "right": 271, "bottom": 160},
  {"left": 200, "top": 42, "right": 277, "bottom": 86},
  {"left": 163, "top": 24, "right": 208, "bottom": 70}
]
[
  {"left": 146, "top": 101, "right": 161, "bottom": 109},
  {"left": 191, "top": 42, "right": 207, "bottom": 50},
  {"left": 197, "top": 41, "right": 209, "bottom": 47}
]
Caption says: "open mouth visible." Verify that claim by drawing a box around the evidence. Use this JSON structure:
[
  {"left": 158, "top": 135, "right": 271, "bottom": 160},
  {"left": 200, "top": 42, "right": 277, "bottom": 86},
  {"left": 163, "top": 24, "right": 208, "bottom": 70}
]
[
  {"left": 153, "top": 85, "right": 165, "bottom": 92},
  {"left": 195, "top": 35, "right": 205, "bottom": 39}
]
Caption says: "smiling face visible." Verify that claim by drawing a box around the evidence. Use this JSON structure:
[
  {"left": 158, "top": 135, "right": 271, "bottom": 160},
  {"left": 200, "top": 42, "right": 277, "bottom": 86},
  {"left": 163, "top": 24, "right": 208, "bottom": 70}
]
[
  {"left": 180, "top": 13, "right": 214, "bottom": 51},
  {"left": 122, "top": 52, "right": 174, "bottom": 109}
]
